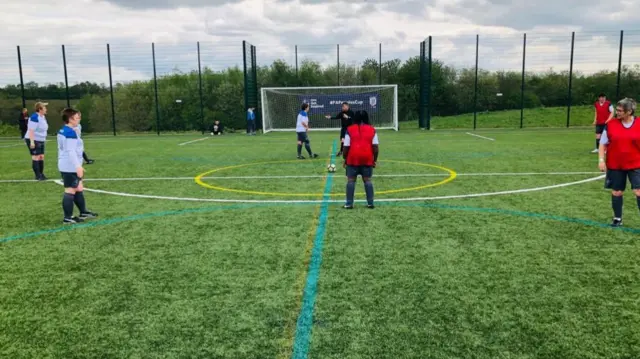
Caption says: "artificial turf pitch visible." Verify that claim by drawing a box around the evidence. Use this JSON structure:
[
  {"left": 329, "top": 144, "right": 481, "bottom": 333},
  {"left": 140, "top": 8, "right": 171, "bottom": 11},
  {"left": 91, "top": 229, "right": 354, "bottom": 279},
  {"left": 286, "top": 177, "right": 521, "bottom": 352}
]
[{"left": 1, "top": 128, "right": 639, "bottom": 359}]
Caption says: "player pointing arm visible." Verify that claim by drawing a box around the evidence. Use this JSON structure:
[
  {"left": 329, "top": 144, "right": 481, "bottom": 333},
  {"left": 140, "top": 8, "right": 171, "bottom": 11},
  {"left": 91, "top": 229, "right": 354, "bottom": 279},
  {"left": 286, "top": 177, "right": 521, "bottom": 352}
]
[{"left": 325, "top": 102, "right": 354, "bottom": 156}]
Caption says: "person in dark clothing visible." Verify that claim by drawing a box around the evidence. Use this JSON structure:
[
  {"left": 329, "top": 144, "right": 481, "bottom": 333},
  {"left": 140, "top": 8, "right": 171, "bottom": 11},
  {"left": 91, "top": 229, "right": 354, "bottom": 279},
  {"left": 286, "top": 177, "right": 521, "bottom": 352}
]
[
  {"left": 325, "top": 102, "right": 355, "bottom": 156},
  {"left": 211, "top": 120, "right": 224, "bottom": 135},
  {"left": 18, "top": 108, "right": 28, "bottom": 138}
]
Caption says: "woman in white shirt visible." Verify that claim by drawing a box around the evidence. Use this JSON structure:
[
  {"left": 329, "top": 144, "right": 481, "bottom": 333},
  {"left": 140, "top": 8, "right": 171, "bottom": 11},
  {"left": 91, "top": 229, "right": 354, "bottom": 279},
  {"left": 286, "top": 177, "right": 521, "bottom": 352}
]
[{"left": 24, "top": 102, "right": 49, "bottom": 181}]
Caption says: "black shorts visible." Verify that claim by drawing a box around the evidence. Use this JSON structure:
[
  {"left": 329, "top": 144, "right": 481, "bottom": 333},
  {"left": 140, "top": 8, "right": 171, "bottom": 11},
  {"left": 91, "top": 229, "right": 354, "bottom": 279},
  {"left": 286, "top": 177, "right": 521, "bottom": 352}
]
[
  {"left": 346, "top": 165, "right": 373, "bottom": 179},
  {"left": 604, "top": 169, "right": 640, "bottom": 191},
  {"left": 25, "top": 139, "right": 45, "bottom": 156},
  {"left": 596, "top": 124, "right": 606, "bottom": 134},
  {"left": 61, "top": 172, "right": 81, "bottom": 188},
  {"left": 340, "top": 127, "right": 347, "bottom": 139},
  {"left": 297, "top": 132, "right": 309, "bottom": 143}
]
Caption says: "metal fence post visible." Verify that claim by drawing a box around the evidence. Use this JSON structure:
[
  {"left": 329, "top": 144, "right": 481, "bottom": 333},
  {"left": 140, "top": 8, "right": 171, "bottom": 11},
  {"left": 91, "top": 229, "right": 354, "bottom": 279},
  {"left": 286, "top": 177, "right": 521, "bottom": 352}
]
[
  {"left": 62, "top": 44, "right": 70, "bottom": 107},
  {"left": 427, "top": 36, "right": 432, "bottom": 130},
  {"left": 378, "top": 43, "right": 382, "bottom": 84},
  {"left": 242, "top": 40, "right": 248, "bottom": 112},
  {"left": 419, "top": 41, "right": 425, "bottom": 129},
  {"left": 337, "top": 44, "right": 340, "bottom": 86},
  {"left": 152, "top": 42, "right": 160, "bottom": 135},
  {"left": 616, "top": 30, "right": 624, "bottom": 100},
  {"left": 17, "top": 46, "right": 25, "bottom": 109},
  {"left": 520, "top": 33, "right": 526, "bottom": 129},
  {"left": 107, "top": 44, "right": 116, "bottom": 135},
  {"left": 567, "top": 32, "right": 575, "bottom": 128},
  {"left": 197, "top": 41, "right": 204, "bottom": 134},
  {"left": 473, "top": 35, "right": 479, "bottom": 130}
]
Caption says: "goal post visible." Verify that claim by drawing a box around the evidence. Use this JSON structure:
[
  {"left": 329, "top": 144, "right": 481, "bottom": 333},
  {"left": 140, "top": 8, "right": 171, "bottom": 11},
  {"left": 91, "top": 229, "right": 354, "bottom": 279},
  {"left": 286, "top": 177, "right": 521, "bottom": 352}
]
[{"left": 260, "top": 85, "right": 398, "bottom": 133}]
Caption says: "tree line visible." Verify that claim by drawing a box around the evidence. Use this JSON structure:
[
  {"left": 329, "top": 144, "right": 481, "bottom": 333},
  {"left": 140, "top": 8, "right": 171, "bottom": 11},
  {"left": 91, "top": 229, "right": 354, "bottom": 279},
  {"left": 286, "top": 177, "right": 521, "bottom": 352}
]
[{"left": 1, "top": 55, "right": 639, "bottom": 133}]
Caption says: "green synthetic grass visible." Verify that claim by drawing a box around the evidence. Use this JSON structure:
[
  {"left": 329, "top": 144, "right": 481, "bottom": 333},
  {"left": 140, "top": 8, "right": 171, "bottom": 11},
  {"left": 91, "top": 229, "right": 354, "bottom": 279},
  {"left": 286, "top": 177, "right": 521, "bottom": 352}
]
[
  {"left": 1, "top": 127, "right": 640, "bottom": 359},
  {"left": 401, "top": 105, "right": 594, "bottom": 129}
]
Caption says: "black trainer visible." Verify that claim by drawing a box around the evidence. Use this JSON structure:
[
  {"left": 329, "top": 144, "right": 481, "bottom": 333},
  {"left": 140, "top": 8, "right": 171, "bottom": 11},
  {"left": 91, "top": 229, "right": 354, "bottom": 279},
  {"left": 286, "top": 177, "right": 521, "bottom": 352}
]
[
  {"left": 312, "top": 153, "right": 319, "bottom": 158},
  {"left": 86, "top": 159, "right": 95, "bottom": 164},
  {"left": 343, "top": 205, "right": 353, "bottom": 209},
  {"left": 297, "top": 155, "right": 305, "bottom": 159},
  {"left": 38, "top": 174, "right": 47, "bottom": 181},
  {"left": 367, "top": 204, "right": 375, "bottom": 209},
  {"left": 79, "top": 211, "right": 98, "bottom": 219},
  {"left": 611, "top": 218, "right": 623, "bottom": 227}
]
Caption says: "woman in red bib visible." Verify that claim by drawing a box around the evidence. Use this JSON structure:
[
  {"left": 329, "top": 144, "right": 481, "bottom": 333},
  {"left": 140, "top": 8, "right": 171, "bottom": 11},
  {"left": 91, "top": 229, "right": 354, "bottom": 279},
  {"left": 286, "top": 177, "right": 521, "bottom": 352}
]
[
  {"left": 598, "top": 98, "right": 640, "bottom": 227},
  {"left": 592, "top": 93, "right": 613, "bottom": 153},
  {"left": 342, "top": 110, "right": 379, "bottom": 209}
]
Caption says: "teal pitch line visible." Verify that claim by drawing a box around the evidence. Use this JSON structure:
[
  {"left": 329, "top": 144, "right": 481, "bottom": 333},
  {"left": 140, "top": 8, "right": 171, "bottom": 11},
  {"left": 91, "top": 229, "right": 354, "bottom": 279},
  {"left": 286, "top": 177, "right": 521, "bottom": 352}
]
[
  {"left": 2, "top": 187, "right": 639, "bottom": 246},
  {"left": 381, "top": 202, "right": 640, "bottom": 234},
  {"left": 291, "top": 140, "right": 337, "bottom": 359},
  {"left": 0, "top": 203, "right": 275, "bottom": 244}
]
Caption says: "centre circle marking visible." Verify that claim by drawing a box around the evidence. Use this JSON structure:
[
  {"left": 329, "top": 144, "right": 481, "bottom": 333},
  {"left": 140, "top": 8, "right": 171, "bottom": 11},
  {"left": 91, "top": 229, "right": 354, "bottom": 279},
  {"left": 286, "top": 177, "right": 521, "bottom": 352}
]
[{"left": 194, "top": 160, "right": 457, "bottom": 197}]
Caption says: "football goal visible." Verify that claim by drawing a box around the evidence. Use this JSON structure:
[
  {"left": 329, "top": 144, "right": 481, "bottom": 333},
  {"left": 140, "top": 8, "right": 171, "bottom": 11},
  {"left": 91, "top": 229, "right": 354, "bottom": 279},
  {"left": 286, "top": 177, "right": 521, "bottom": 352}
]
[{"left": 260, "top": 85, "right": 398, "bottom": 133}]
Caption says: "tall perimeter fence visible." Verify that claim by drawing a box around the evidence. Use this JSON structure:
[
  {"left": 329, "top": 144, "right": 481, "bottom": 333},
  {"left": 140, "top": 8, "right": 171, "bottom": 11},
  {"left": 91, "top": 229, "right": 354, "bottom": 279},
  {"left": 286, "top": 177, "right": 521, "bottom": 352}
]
[{"left": 0, "top": 30, "right": 639, "bottom": 135}]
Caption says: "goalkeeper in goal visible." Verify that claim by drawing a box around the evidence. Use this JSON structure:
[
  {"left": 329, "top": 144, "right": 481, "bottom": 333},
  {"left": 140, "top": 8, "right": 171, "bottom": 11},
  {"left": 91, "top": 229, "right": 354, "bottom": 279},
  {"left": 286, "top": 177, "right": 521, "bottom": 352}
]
[{"left": 325, "top": 102, "right": 354, "bottom": 156}]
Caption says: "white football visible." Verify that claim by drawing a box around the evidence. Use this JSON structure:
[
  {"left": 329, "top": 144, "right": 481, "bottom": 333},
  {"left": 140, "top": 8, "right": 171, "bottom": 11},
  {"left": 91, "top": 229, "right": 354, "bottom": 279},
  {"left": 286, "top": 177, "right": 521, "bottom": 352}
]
[{"left": 327, "top": 163, "right": 336, "bottom": 172}]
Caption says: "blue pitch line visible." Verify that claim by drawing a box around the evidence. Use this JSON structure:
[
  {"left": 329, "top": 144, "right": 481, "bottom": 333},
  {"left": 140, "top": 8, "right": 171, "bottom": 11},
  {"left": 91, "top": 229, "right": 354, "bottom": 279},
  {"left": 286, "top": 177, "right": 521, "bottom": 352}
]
[
  {"left": 291, "top": 140, "right": 338, "bottom": 359},
  {"left": 3, "top": 189, "right": 640, "bottom": 245},
  {"left": 0, "top": 203, "right": 279, "bottom": 244},
  {"left": 380, "top": 202, "right": 640, "bottom": 234}
]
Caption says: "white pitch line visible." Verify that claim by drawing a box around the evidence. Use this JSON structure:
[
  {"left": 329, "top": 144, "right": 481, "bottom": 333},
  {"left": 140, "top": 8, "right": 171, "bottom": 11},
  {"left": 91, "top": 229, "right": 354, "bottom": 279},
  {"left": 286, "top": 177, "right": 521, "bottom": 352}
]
[
  {"left": 466, "top": 132, "right": 495, "bottom": 141},
  {"left": 178, "top": 137, "right": 209, "bottom": 146},
  {"left": 0, "top": 143, "right": 23, "bottom": 148},
  {"left": 52, "top": 175, "right": 605, "bottom": 203},
  {"left": 0, "top": 171, "right": 604, "bottom": 183}
]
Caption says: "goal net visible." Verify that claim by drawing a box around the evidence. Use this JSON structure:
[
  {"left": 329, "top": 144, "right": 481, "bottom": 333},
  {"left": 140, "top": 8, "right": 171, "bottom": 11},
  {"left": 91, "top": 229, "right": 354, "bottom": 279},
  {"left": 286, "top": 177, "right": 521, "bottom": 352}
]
[{"left": 261, "top": 85, "right": 398, "bottom": 133}]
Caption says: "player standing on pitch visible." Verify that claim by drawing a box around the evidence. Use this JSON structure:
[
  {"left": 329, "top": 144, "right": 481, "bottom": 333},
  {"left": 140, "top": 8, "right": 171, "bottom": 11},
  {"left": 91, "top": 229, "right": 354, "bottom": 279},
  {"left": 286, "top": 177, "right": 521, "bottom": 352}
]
[
  {"left": 598, "top": 98, "right": 640, "bottom": 227},
  {"left": 342, "top": 110, "right": 379, "bottom": 209},
  {"left": 296, "top": 103, "right": 319, "bottom": 159},
  {"left": 58, "top": 108, "right": 98, "bottom": 224},
  {"left": 593, "top": 93, "right": 613, "bottom": 153},
  {"left": 25, "top": 102, "right": 49, "bottom": 181},
  {"left": 325, "top": 101, "right": 354, "bottom": 156}
]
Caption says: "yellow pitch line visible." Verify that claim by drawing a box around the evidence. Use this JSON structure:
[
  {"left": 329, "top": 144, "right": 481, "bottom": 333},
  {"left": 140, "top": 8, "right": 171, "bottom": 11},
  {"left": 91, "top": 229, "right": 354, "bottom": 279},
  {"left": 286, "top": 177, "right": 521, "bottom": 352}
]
[
  {"left": 194, "top": 160, "right": 457, "bottom": 196},
  {"left": 277, "top": 146, "right": 333, "bottom": 359}
]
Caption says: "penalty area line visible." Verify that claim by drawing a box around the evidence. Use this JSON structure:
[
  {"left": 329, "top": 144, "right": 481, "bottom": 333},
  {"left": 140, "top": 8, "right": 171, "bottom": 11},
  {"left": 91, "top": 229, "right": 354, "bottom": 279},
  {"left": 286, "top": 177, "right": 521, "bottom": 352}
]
[
  {"left": 466, "top": 132, "right": 495, "bottom": 141},
  {"left": 178, "top": 137, "right": 209, "bottom": 146}
]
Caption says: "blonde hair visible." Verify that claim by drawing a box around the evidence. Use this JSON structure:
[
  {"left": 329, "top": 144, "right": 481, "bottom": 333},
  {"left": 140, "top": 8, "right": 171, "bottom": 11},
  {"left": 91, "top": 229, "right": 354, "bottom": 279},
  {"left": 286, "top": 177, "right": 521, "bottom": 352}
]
[{"left": 34, "top": 102, "right": 47, "bottom": 112}]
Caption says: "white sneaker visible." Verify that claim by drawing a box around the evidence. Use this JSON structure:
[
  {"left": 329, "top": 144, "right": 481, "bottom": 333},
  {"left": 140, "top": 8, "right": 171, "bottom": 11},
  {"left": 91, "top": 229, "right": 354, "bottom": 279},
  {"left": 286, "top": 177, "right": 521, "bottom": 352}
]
[{"left": 591, "top": 148, "right": 598, "bottom": 153}]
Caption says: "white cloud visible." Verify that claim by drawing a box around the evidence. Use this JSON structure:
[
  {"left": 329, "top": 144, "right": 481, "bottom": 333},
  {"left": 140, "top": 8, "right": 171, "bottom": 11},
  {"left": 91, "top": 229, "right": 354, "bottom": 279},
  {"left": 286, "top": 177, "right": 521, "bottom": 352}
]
[{"left": 0, "top": 0, "right": 638, "bottom": 87}]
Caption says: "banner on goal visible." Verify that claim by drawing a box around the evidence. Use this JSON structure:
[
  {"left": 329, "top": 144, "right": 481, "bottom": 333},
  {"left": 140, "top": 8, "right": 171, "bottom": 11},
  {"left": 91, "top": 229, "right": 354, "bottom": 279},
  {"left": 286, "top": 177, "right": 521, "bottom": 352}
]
[{"left": 298, "top": 92, "right": 380, "bottom": 113}]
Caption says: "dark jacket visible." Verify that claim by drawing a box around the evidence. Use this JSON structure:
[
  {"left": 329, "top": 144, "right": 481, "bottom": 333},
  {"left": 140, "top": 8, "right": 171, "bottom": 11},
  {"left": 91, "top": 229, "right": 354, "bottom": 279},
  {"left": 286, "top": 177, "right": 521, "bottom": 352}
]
[
  {"left": 18, "top": 112, "right": 28, "bottom": 128},
  {"left": 333, "top": 109, "right": 355, "bottom": 128}
]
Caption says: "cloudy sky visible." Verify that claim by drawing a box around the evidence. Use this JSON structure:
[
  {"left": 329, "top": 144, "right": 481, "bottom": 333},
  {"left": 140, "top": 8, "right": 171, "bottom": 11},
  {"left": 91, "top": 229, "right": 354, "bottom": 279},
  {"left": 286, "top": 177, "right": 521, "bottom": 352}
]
[{"left": 0, "top": 0, "right": 638, "bottom": 86}]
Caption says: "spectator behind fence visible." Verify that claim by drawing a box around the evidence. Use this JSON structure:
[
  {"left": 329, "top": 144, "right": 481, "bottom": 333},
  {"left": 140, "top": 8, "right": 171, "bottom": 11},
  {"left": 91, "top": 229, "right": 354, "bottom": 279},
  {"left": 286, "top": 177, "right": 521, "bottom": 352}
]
[
  {"left": 211, "top": 120, "right": 224, "bottom": 136},
  {"left": 247, "top": 107, "right": 256, "bottom": 135},
  {"left": 18, "top": 108, "right": 28, "bottom": 138}
]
